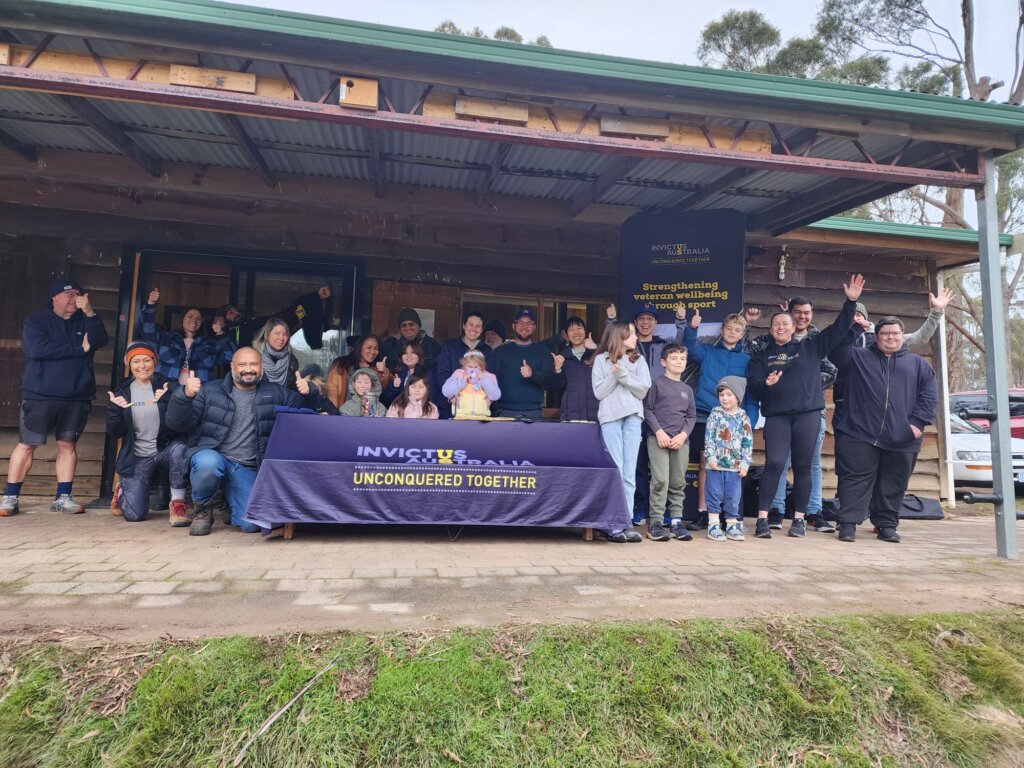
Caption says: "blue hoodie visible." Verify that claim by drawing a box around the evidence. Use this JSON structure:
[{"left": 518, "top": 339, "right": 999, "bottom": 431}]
[
  {"left": 682, "top": 324, "right": 759, "bottom": 425},
  {"left": 22, "top": 307, "right": 109, "bottom": 401}
]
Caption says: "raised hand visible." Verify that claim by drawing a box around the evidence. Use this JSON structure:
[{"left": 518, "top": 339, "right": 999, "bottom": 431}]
[
  {"left": 674, "top": 303, "right": 686, "bottom": 321},
  {"left": 211, "top": 316, "right": 225, "bottom": 335},
  {"left": 843, "top": 273, "right": 866, "bottom": 302},
  {"left": 765, "top": 370, "right": 783, "bottom": 387},
  {"left": 75, "top": 293, "right": 94, "bottom": 316},
  {"left": 375, "top": 360, "right": 387, "bottom": 374},
  {"left": 392, "top": 374, "right": 401, "bottom": 387},
  {"left": 583, "top": 333, "right": 597, "bottom": 350},
  {"left": 295, "top": 370, "right": 310, "bottom": 395},
  {"left": 520, "top": 358, "right": 532, "bottom": 379},
  {"left": 744, "top": 307, "right": 761, "bottom": 324},
  {"left": 107, "top": 391, "right": 130, "bottom": 409},
  {"left": 81, "top": 333, "right": 90, "bottom": 354},
  {"left": 689, "top": 307, "right": 702, "bottom": 330},
  {"left": 147, "top": 287, "right": 160, "bottom": 305},
  {"left": 318, "top": 286, "right": 331, "bottom": 300},
  {"left": 153, "top": 382, "right": 170, "bottom": 401},
  {"left": 184, "top": 370, "right": 202, "bottom": 398},
  {"left": 552, "top": 353, "right": 564, "bottom": 373},
  {"left": 606, "top": 303, "right": 617, "bottom": 321},
  {"left": 930, "top": 287, "right": 955, "bottom": 312},
  {"left": 854, "top": 315, "right": 872, "bottom": 330}
]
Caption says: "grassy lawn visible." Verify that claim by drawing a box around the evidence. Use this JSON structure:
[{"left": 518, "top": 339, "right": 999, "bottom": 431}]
[{"left": 1, "top": 611, "right": 1023, "bottom": 767}]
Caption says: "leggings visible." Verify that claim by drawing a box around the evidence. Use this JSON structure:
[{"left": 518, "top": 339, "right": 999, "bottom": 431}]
[{"left": 758, "top": 410, "right": 822, "bottom": 514}]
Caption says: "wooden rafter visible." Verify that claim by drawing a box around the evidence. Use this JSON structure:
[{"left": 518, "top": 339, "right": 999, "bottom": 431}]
[
  {"left": 57, "top": 95, "right": 161, "bottom": 177},
  {"left": 366, "top": 129, "right": 383, "bottom": 198},
  {"left": 220, "top": 113, "right": 276, "bottom": 187},
  {"left": 568, "top": 156, "right": 640, "bottom": 217},
  {"left": 477, "top": 142, "right": 512, "bottom": 206}
]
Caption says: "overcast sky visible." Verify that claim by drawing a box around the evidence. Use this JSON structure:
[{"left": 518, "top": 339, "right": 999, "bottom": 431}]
[{"left": 239, "top": 0, "right": 1014, "bottom": 97}]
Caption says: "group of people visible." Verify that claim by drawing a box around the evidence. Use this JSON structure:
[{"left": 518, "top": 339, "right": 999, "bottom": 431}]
[{"left": 0, "top": 273, "right": 943, "bottom": 547}]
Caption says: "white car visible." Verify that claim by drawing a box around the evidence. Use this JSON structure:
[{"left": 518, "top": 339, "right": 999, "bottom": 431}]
[{"left": 949, "top": 413, "right": 1024, "bottom": 485}]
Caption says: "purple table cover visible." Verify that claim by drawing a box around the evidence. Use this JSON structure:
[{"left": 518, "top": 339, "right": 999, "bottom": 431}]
[{"left": 244, "top": 414, "right": 631, "bottom": 530}]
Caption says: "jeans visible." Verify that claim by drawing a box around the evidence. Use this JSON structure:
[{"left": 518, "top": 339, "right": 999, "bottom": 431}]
[
  {"left": 705, "top": 469, "right": 743, "bottom": 522},
  {"left": 189, "top": 449, "right": 261, "bottom": 533},
  {"left": 120, "top": 440, "right": 187, "bottom": 522},
  {"left": 771, "top": 413, "right": 825, "bottom": 515},
  {"left": 601, "top": 415, "right": 643, "bottom": 520}
]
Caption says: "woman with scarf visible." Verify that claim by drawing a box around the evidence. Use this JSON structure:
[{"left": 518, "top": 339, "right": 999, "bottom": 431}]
[{"left": 252, "top": 317, "right": 300, "bottom": 389}]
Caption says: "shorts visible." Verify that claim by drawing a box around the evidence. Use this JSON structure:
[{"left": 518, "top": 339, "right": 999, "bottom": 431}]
[{"left": 19, "top": 399, "right": 91, "bottom": 445}]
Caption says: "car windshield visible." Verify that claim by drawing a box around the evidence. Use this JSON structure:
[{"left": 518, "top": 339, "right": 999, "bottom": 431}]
[{"left": 949, "top": 413, "right": 987, "bottom": 434}]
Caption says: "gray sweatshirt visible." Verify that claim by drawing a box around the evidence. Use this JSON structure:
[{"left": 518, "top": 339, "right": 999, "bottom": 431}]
[{"left": 591, "top": 353, "right": 651, "bottom": 424}]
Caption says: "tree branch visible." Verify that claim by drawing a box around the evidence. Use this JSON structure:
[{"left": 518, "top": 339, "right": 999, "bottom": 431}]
[
  {"left": 960, "top": 0, "right": 978, "bottom": 93},
  {"left": 1008, "top": 253, "right": 1024, "bottom": 297},
  {"left": 908, "top": 187, "right": 974, "bottom": 229},
  {"left": 946, "top": 312, "right": 986, "bottom": 354},
  {"left": 955, "top": 284, "right": 984, "bottom": 327}
]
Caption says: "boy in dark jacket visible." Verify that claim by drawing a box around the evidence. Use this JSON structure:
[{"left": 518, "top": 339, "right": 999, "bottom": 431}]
[
  {"left": 642, "top": 344, "right": 697, "bottom": 541},
  {"left": 830, "top": 316, "right": 937, "bottom": 543},
  {"left": 2, "top": 277, "right": 109, "bottom": 517},
  {"left": 165, "top": 347, "right": 320, "bottom": 535}
]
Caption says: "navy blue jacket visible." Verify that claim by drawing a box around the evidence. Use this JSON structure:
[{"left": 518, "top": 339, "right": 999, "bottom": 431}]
[
  {"left": 830, "top": 342, "right": 937, "bottom": 452},
  {"left": 106, "top": 373, "right": 183, "bottom": 478},
  {"left": 435, "top": 339, "right": 494, "bottom": 418},
  {"left": 552, "top": 345, "right": 600, "bottom": 422},
  {"left": 165, "top": 375, "right": 320, "bottom": 466},
  {"left": 22, "top": 308, "right": 109, "bottom": 401}
]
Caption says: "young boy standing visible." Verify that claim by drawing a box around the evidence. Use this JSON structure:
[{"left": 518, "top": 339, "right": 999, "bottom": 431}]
[
  {"left": 704, "top": 376, "right": 753, "bottom": 541},
  {"left": 642, "top": 343, "right": 696, "bottom": 541}
]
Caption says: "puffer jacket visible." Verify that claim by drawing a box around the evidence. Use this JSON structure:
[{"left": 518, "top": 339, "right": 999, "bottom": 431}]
[
  {"left": 165, "top": 374, "right": 320, "bottom": 465},
  {"left": 682, "top": 325, "right": 759, "bottom": 424},
  {"left": 338, "top": 367, "right": 385, "bottom": 417},
  {"left": 552, "top": 345, "right": 600, "bottom": 422},
  {"left": 137, "top": 303, "right": 236, "bottom": 383},
  {"left": 106, "top": 372, "right": 183, "bottom": 478}
]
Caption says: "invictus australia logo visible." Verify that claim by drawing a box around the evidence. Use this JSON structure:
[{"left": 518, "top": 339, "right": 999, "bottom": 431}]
[
  {"left": 650, "top": 242, "right": 712, "bottom": 256},
  {"left": 356, "top": 445, "right": 534, "bottom": 466}
]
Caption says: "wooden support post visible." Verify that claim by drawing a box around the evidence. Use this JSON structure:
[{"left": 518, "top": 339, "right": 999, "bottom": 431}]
[
  {"left": 283, "top": 522, "right": 295, "bottom": 540},
  {"left": 583, "top": 527, "right": 594, "bottom": 541}
]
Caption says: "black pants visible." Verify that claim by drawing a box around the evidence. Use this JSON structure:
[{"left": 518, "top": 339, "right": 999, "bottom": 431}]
[
  {"left": 758, "top": 411, "right": 821, "bottom": 513},
  {"left": 634, "top": 436, "right": 650, "bottom": 517},
  {"left": 835, "top": 432, "right": 918, "bottom": 530}
]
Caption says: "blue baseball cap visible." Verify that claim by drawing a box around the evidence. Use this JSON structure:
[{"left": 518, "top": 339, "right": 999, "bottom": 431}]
[{"left": 513, "top": 308, "right": 536, "bottom": 323}]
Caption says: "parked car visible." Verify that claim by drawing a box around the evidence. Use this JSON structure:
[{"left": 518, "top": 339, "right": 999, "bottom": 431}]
[
  {"left": 949, "top": 412, "right": 1024, "bottom": 486},
  {"left": 949, "top": 389, "right": 1024, "bottom": 440}
]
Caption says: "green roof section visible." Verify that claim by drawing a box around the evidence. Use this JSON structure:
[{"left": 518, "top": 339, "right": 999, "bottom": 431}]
[
  {"left": 20, "top": 0, "right": 1024, "bottom": 136},
  {"left": 810, "top": 217, "right": 1014, "bottom": 247}
]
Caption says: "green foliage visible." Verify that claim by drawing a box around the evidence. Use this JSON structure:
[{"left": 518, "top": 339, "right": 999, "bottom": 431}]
[
  {"left": 434, "top": 21, "right": 552, "bottom": 47},
  {"left": 492, "top": 26, "right": 523, "bottom": 44},
  {"left": 896, "top": 61, "right": 959, "bottom": 95},
  {"left": 697, "top": 10, "right": 781, "bottom": 72},
  {"left": 2, "top": 612, "right": 1024, "bottom": 767}
]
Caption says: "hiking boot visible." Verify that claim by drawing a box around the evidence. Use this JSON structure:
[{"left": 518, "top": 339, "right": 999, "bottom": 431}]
[
  {"left": 51, "top": 494, "right": 85, "bottom": 514},
  {"left": 788, "top": 518, "right": 807, "bottom": 538},
  {"left": 670, "top": 520, "right": 693, "bottom": 541},
  {"left": 725, "top": 523, "right": 745, "bottom": 541},
  {"left": 203, "top": 491, "right": 231, "bottom": 526},
  {"left": 168, "top": 499, "right": 191, "bottom": 528},
  {"left": 685, "top": 510, "right": 709, "bottom": 531},
  {"left": 767, "top": 508, "right": 783, "bottom": 529},
  {"left": 806, "top": 515, "right": 836, "bottom": 533},
  {"left": 838, "top": 523, "right": 856, "bottom": 542},
  {"left": 0, "top": 495, "right": 19, "bottom": 517},
  {"left": 706, "top": 524, "right": 726, "bottom": 541},
  {"left": 755, "top": 518, "right": 772, "bottom": 539},
  {"left": 877, "top": 527, "right": 901, "bottom": 544},
  {"left": 189, "top": 497, "right": 215, "bottom": 536},
  {"left": 647, "top": 521, "right": 670, "bottom": 541}
]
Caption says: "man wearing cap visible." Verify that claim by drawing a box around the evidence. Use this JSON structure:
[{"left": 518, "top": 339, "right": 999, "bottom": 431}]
[
  {"left": 492, "top": 308, "right": 556, "bottom": 419},
  {"left": 379, "top": 307, "right": 441, "bottom": 372},
  {"left": 1, "top": 277, "right": 109, "bottom": 516},
  {"left": 435, "top": 310, "right": 493, "bottom": 419},
  {"left": 483, "top": 319, "right": 506, "bottom": 350},
  {"left": 830, "top": 316, "right": 937, "bottom": 543}
]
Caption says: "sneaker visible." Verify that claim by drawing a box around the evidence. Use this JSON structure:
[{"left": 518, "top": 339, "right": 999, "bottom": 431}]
[
  {"left": 755, "top": 518, "right": 772, "bottom": 539},
  {"left": 600, "top": 528, "right": 643, "bottom": 543},
  {"left": 647, "top": 522, "right": 670, "bottom": 541},
  {"left": 685, "top": 510, "right": 709, "bottom": 531},
  {"left": 670, "top": 520, "right": 693, "bottom": 541},
  {"left": 0, "top": 495, "right": 19, "bottom": 517},
  {"left": 51, "top": 494, "right": 85, "bottom": 515},
  {"left": 838, "top": 523, "right": 856, "bottom": 542},
  {"left": 622, "top": 528, "right": 643, "bottom": 543},
  {"left": 706, "top": 524, "right": 726, "bottom": 541},
  {"left": 806, "top": 516, "right": 836, "bottom": 533},
  {"left": 725, "top": 523, "right": 745, "bottom": 541},
  {"left": 788, "top": 518, "right": 806, "bottom": 538},
  {"left": 168, "top": 499, "right": 191, "bottom": 528},
  {"left": 631, "top": 512, "right": 647, "bottom": 526},
  {"left": 877, "top": 527, "right": 901, "bottom": 544},
  {"left": 767, "top": 508, "right": 783, "bottom": 529}
]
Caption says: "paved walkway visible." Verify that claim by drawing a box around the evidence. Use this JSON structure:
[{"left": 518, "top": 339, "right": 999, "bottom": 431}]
[{"left": 1, "top": 501, "right": 1021, "bottom": 641}]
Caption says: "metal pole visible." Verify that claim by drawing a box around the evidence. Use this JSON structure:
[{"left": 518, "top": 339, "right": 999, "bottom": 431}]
[
  {"left": 975, "top": 151, "right": 1018, "bottom": 560},
  {"left": 936, "top": 270, "right": 956, "bottom": 507}
]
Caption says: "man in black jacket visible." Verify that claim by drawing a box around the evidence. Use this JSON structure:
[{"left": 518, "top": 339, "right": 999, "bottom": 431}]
[
  {"left": 1, "top": 277, "right": 109, "bottom": 517},
  {"left": 165, "top": 346, "right": 320, "bottom": 535},
  {"left": 830, "top": 316, "right": 937, "bottom": 543}
]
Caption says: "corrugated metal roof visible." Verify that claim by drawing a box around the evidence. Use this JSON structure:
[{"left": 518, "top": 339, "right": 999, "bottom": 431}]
[
  {"left": 0, "top": 90, "right": 78, "bottom": 118},
  {"left": 93, "top": 99, "right": 229, "bottom": 134},
  {"left": 810, "top": 217, "right": 1015, "bottom": 247},
  {"left": 128, "top": 131, "right": 251, "bottom": 167},
  {"left": 260, "top": 149, "right": 366, "bottom": 179},
  {"left": 17, "top": 0, "right": 1023, "bottom": 136},
  {"left": 0, "top": 118, "right": 114, "bottom": 152}
]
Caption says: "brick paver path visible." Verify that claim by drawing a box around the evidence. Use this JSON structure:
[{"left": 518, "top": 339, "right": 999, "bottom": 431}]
[{"left": 1, "top": 502, "right": 1021, "bottom": 641}]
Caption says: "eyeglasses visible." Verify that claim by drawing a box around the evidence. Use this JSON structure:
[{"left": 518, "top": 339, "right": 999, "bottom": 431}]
[{"left": 877, "top": 331, "right": 903, "bottom": 337}]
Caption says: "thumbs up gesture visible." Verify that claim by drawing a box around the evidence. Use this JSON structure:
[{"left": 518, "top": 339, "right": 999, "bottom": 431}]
[
  {"left": 147, "top": 287, "right": 160, "bottom": 306},
  {"left": 675, "top": 302, "right": 686, "bottom": 321},
  {"left": 75, "top": 293, "right": 94, "bottom": 316},
  {"left": 184, "top": 370, "right": 202, "bottom": 398},
  {"left": 552, "top": 353, "right": 564, "bottom": 373},
  {"left": 295, "top": 370, "right": 311, "bottom": 395},
  {"left": 583, "top": 332, "right": 597, "bottom": 351},
  {"left": 690, "top": 307, "right": 702, "bottom": 329},
  {"left": 520, "top": 358, "right": 532, "bottom": 378}
]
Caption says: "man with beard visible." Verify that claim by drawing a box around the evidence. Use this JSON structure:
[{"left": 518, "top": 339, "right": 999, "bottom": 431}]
[
  {"left": 492, "top": 308, "right": 556, "bottom": 419},
  {"left": 165, "top": 347, "right": 320, "bottom": 535}
]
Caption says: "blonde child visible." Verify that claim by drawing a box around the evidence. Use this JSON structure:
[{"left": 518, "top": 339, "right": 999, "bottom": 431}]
[
  {"left": 703, "top": 376, "right": 754, "bottom": 541},
  {"left": 386, "top": 373, "right": 438, "bottom": 419},
  {"left": 441, "top": 349, "right": 501, "bottom": 419}
]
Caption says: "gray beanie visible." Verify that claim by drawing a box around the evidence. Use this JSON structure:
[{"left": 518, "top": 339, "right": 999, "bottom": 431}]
[
  {"left": 397, "top": 307, "right": 421, "bottom": 326},
  {"left": 717, "top": 375, "right": 746, "bottom": 403}
]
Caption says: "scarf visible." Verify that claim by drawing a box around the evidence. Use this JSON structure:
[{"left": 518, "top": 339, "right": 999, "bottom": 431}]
[{"left": 260, "top": 344, "right": 291, "bottom": 385}]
